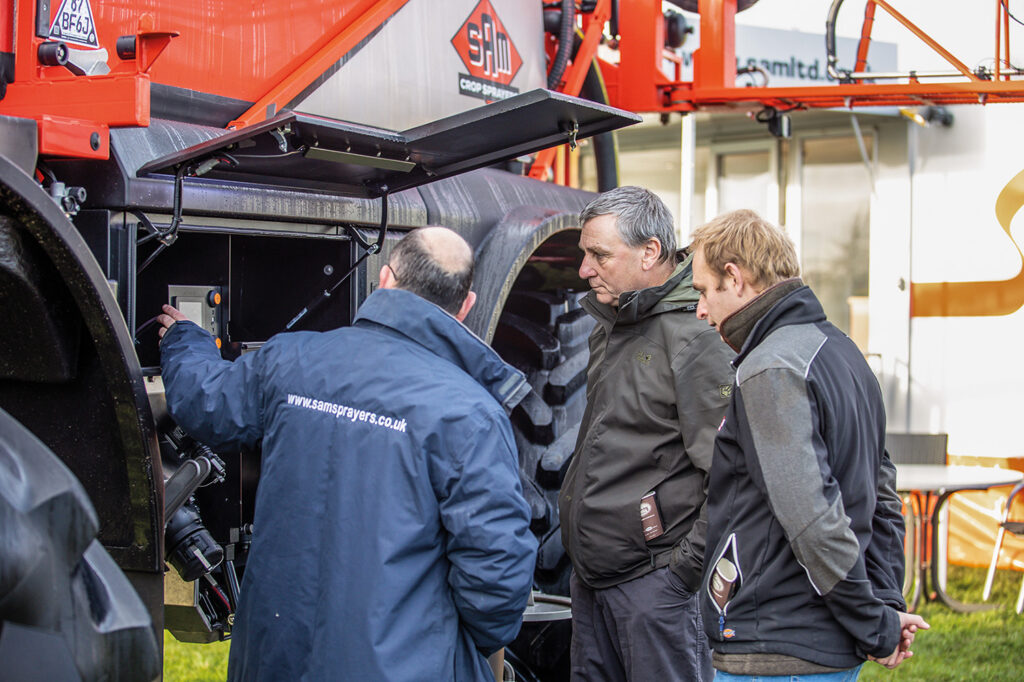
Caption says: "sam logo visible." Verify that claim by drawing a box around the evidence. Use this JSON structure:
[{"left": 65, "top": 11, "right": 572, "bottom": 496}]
[
  {"left": 451, "top": 0, "right": 522, "bottom": 101},
  {"left": 635, "top": 350, "right": 652, "bottom": 366},
  {"left": 719, "top": 384, "right": 733, "bottom": 399}
]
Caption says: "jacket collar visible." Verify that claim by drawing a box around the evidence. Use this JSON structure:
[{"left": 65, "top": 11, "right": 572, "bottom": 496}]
[
  {"left": 353, "top": 288, "right": 529, "bottom": 412},
  {"left": 719, "top": 277, "right": 804, "bottom": 353},
  {"left": 733, "top": 282, "right": 827, "bottom": 365},
  {"left": 582, "top": 255, "right": 699, "bottom": 329}
]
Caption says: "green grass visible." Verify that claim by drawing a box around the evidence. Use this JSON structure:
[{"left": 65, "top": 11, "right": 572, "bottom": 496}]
[
  {"left": 163, "top": 631, "right": 229, "bottom": 682},
  {"left": 163, "top": 566, "right": 1023, "bottom": 681},
  {"left": 859, "top": 565, "right": 1024, "bottom": 681}
]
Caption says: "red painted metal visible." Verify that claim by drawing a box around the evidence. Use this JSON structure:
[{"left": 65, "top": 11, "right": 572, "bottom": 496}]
[
  {"left": 1, "top": 5, "right": 178, "bottom": 158},
  {"left": 669, "top": 79, "right": 1024, "bottom": 110},
  {"left": 1, "top": 0, "right": 13, "bottom": 53},
  {"left": 5, "top": 0, "right": 1024, "bottom": 163},
  {"left": 2, "top": 73, "right": 149, "bottom": 125},
  {"left": 38, "top": 114, "right": 109, "bottom": 159},
  {"left": 854, "top": 1, "right": 876, "bottom": 74},
  {"left": 563, "top": 3, "right": 610, "bottom": 98},
  {"left": 998, "top": 0, "right": 1010, "bottom": 81},
  {"left": 0, "top": 0, "right": 411, "bottom": 157},
  {"left": 108, "top": 19, "right": 178, "bottom": 76},
  {"left": 606, "top": 0, "right": 667, "bottom": 112},
  {"left": 871, "top": 0, "right": 979, "bottom": 81},
  {"left": 692, "top": 0, "right": 736, "bottom": 91},
  {"left": 529, "top": 0, "right": 610, "bottom": 181},
  {"left": 593, "top": 0, "right": 1024, "bottom": 115},
  {"left": 88, "top": 1, "right": 390, "bottom": 104}
]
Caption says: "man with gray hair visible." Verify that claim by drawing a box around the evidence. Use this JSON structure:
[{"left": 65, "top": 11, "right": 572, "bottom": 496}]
[{"left": 559, "top": 186, "right": 735, "bottom": 681}]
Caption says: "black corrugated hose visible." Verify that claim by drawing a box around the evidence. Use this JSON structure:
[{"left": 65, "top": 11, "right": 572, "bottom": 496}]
[
  {"left": 547, "top": 0, "right": 576, "bottom": 89},
  {"left": 581, "top": 58, "right": 620, "bottom": 192}
]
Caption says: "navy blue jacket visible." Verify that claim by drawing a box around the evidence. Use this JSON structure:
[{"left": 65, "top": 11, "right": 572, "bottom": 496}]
[
  {"left": 701, "top": 285, "right": 905, "bottom": 673},
  {"left": 161, "top": 288, "right": 537, "bottom": 681}
]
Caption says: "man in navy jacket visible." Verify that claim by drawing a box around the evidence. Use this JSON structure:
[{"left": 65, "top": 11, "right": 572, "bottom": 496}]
[
  {"left": 688, "top": 210, "right": 928, "bottom": 680},
  {"left": 158, "top": 227, "right": 537, "bottom": 681}
]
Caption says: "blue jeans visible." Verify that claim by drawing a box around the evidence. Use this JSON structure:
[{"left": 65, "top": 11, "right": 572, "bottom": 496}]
[{"left": 714, "top": 666, "right": 863, "bottom": 682}]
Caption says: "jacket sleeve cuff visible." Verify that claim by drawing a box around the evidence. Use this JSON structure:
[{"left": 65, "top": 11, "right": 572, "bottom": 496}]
[
  {"left": 163, "top": 319, "right": 203, "bottom": 344},
  {"left": 874, "top": 587, "right": 907, "bottom": 612},
  {"left": 860, "top": 606, "right": 902, "bottom": 659}
]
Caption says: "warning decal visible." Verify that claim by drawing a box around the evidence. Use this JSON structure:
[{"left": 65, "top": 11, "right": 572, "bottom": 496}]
[{"left": 49, "top": 0, "right": 99, "bottom": 48}]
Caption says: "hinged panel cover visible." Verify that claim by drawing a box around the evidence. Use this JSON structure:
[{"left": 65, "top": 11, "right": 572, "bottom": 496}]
[{"left": 137, "top": 90, "right": 640, "bottom": 198}]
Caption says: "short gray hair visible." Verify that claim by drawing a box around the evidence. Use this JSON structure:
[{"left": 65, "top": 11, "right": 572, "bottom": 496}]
[{"left": 579, "top": 186, "right": 676, "bottom": 263}]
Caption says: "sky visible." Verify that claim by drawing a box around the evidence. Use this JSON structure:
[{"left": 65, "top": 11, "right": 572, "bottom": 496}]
[{"left": 734, "top": 0, "right": 1017, "bottom": 73}]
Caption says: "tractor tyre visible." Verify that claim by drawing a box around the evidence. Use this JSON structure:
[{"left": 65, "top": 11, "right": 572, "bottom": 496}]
[
  {"left": 493, "top": 289, "right": 594, "bottom": 682},
  {"left": 0, "top": 406, "right": 160, "bottom": 682}
]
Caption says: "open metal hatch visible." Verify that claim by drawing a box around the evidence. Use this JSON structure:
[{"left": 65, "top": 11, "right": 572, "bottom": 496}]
[{"left": 137, "top": 89, "right": 641, "bottom": 198}]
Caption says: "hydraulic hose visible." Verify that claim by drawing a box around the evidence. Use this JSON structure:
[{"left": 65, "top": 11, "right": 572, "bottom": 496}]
[
  {"left": 581, "top": 59, "right": 620, "bottom": 192},
  {"left": 825, "top": 0, "right": 845, "bottom": 80},
  {"left": 547, "top": 0, "right": 576, "bottom": 89}
]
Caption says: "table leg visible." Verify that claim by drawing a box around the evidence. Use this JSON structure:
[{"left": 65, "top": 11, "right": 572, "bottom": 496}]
[
  {"left": 903, "top": 492, "right": 925, "bottom": 613},
  {"left": 927, "top": 490, "right": 998, "bottom": 613}
]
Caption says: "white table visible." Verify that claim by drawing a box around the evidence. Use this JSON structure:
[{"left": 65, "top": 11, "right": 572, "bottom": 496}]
[
  {"left": 522, "top": 591, "right": 572, "bottom": 622},
  {"left": 896, "top": 464, "right": 1023, "bottom": 612}
]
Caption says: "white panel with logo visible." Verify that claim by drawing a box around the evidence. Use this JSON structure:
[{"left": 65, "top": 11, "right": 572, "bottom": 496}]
[{"left": 296, "top": 0, "right": 545, "bottom": 131}]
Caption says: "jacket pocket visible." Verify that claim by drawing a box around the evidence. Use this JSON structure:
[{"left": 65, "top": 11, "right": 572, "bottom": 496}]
[
  {"left": 706, "top": 532, "right": 742, "bottom": 616},
  {"left": 666, "top": 565, "right": 694, "bottom": 598}
]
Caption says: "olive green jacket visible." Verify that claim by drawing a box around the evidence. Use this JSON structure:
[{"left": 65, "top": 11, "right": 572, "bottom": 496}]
[{"left": 559, "top": 254, "right": 736, "bottom": 590}]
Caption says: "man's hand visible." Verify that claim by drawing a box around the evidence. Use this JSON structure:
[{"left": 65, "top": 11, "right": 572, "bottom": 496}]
[
  {"left": 157, "top": 304, "right": 189, "bottom": 341},
  {"left": 868, "top": 612, "right": 929, "bottom": 669}
]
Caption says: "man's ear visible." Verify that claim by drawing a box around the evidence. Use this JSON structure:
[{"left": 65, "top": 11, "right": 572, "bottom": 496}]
[
  {"left": 379, "top": 264, "right": 396, "bottom": 290},
  {"left": 455, "top": 291, "right": 477, "bottom": 322},
  {"left": 641, "top": 237, "right": 663, "bottom": 271},
  {"left": 723, "top": 262, "right": 751, "bottom": 295}
]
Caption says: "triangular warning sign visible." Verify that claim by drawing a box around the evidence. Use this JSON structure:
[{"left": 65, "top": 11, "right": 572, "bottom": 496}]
[{"left": 49, "top": 0, "right": 99, "bottom": 49}]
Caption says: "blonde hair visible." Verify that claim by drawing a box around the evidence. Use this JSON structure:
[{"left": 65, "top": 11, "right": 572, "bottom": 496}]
[{"left": 690, "top": 209, "right": 800, "bottom": 289}]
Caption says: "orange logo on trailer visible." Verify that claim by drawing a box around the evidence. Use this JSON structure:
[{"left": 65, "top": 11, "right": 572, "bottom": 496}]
[
  {"left": 451, "top": 0, "right": 522, "bottom": 86},
  {"left": 912, "top": 168, "right": 1024, "bottom": 317}
]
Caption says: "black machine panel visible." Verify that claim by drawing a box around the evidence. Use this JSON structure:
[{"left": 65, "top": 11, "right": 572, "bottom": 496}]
[
  {"left": 136, "top": 89, "right": 642, "bottom": 198},
  {"left": 133, "top": 231, "right": 354, "bottom": 367}
]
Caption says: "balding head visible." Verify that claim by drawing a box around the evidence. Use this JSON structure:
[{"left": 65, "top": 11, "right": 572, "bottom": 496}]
[
  {"left": 414, "top": 226, "right": 474, "bottom": 274},
  {"left": 380, "top": 227, "right": 477, "bottom": 320}
]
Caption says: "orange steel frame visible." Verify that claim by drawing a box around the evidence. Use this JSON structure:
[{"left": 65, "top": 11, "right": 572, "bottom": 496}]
[
  {"left": 6, "top": 0, "right": 1024, "bottom": 164},
  {"left": 532, "top": 0, "right": 1024, "bottom": 183},
  {"left": 0, "top": 0, "right": 409, "bottom": 159},
  {"left": 602, "top": 0, "right": 1024, "bottom": 112},
  {"left": 1, "top": 8, "right": 177, "bottom": 159}
]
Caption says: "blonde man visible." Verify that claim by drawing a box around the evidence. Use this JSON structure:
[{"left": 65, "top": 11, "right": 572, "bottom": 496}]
[{"left": 690, "top": 209, "right": 927, "bottom": 681}]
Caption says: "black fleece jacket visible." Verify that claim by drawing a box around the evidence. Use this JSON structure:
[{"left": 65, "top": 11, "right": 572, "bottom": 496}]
[{"left": 700, "top": 284, "right": 905, "bottom": 673}]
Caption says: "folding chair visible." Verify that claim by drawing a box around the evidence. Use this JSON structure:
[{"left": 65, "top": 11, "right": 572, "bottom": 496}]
[{"left": 983, "top": 480, "right": 1024, "bottom": 614}]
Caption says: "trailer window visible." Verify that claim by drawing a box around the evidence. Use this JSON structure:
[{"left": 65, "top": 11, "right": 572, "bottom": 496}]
[{"left": 798, "top": 134, "right": 874, "bottom": 344}]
